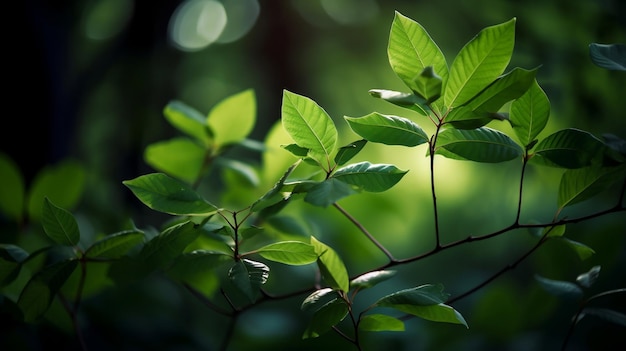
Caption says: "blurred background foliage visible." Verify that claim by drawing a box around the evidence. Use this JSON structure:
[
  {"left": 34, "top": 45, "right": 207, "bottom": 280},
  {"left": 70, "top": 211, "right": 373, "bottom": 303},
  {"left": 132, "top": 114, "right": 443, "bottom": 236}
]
[{"left": 2, "top": 0, "right": 625, "bottom": 350}]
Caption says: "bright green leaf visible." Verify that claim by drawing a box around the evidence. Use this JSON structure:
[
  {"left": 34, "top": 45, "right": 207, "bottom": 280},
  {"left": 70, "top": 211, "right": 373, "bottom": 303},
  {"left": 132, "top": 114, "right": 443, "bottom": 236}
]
[
  {"left": 344, "top": 113, "right": 429, "bottom": 147},
  {"left": 0, "top": 153, "right": 25, "bottom": 222},
  {"left": 509, "top": 80, "right": 550, "bottom": 147},
  {"left": 216, "top": 157, "right": 260, "bottom": 187},
  {"left": 251, "top": 161, "right": 299, "bottom": 213},
  {"left": 351, "top": 270, "right": 397, "bottom": 290},
  {"left": 252, "top": 241, "right": 318, "bottom": 265},
  {"left": 144, "top": 138, "right": 206, "bottom": 184},
  {"left": 163, "top": 100, "right": 211, "bottom": 145},
  {"left": 311, "top": 236, "right": 349, "bottom": 292},
  {"left": 302, "top": 298, "right": 349, "bottom": 339},
  {"left": 333, "top": 162, "right": 408, "bottom": 192},
  {"left": 359, "top": 314, "right": 405, "bottom": 332},
  {"left": 207, "top": 89, "right": 256, "bottom": 147},
  {"left": 41, "top": 197, "right": 80, "bottom": 246},
  {"left": 435, "top": 127, "right": 522, "bottom": 163},
  {"left": 85, "top": 230, "right": 145, "bottom": 259},
  {"left": 228, "top": 259, "right": 269, "bottom": 303},
  {"left": 532, "top": 128, "right": 605, "bottom": 169},
  {"left": 123, "top": 173, "right": 218, "bottom": 216}
]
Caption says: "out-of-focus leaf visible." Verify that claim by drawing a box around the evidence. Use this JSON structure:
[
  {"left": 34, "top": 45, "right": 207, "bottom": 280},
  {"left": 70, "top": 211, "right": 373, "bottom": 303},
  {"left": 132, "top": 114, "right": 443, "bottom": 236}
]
[
  {"left": 509, "top": 80, "right": 550, "bottom": 147},
  {"left": 580, "top": 308, "right": 626, "bottom": 327},
  {"left": 138, "top": 221, "right": 201, "bottom": 269},
  {"left": 0, "top": 244, "right": 28, "bottom": 286},
  {"left": 163, "top": 100, "right": 211, "bottom": 145},
  {"left": 41, "top": 197, "right": 80, "bottom": 246},
  {"left": 576, "top": 265, "right": 601, "bottom": 288},
  {"left": 557, "top": 238, "right": 595, "bottom": 261},
  {"left": 532, "top": 128, "right": 605, "bottom": 169},
  {"left": 350, "top": 270, "right": 397, "bottom": 290},
  {"left": 310, "top": 236, "right": 349, "bottom": 292},
  {"left": 216, "top": 157, "right": 259, "bottom": 187},
  {"left": 535, "top": 275, "right": 583, "bottom": 300},
  {"left": 85, "top": 230, "right": 145, "bottom": 259},
  {"left": 359, "top": 314, "right": 405, "bottom": 332},
  {"left": 589, "top": 43, "right": 626, "bottom": 71},
  {"left": 207, "top": 89, "right": 256, "bottom": 147},
  {"left": 228, "top": 259, "right": 269, "bottom": 303},
  {"left": 144, "top": 137, "right": 206, "bottom": 184},
  {"left": 302, "top": 298, "right": 349, "bottom": 339},
  {"left": 333, "top": 162, "right": 408, "bottom": 192},
  {"left": 435, "top": 127, "right": 522, "bottom": 163},
  {"left": 0, "top": 153, "right": 25, "bottom": 222},
  {"left": 251, "top": 161, "right": 299, "bottom": 213},
  {"left": 344, "top": 113, "right": 429, "bottom": 147},
  {"left": 166, "top": 250, "right": 232, "bottom": 298}
]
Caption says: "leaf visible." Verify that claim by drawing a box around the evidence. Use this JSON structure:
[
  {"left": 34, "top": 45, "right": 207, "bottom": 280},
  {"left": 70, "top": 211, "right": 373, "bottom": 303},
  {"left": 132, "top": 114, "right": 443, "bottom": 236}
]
[
  {"left": 251, "top": 241, "right": 318, "bottom": 265},
  {"left": 375, "top": 284, "right": 449, "bottom": 306},
  {"left": 413, "top": 66, "right": 443, "bottom": 102},
  {"left": 544, "top": 224, "right": 566, "bottom": 238},
  {"left": 576, "top": 265, "right": 601, "bottom": 288},
  {"left": 144, "top": 137, "right": 206, "bottom": 183},
  {"left": 85, "top": 230, "right": 145, "bottom": 259},
  {"left": 359, "top": 314, "right": 405, "bottom": 332},
  {"left": 123, "top": 173, "right": 218, "bottom": 216},
  {"left": 0, "top": 244, "right": 28, "bottom": 287},
  {"left": 534, "top": 275, "right": 583, "bottom": 300},
  {"left": 0, "top": 153, "right": 25, "bottom": 222},
  {"left": 558, "top": 166, "right": 626, "bottom": 209},
  {"left": 533, "top": 128, "right": 606, "bottom": 169},
  {"left": 304, "top": 178, "right": 358, "bottom": 207},
  {"left": 509, "top": 80, "right": 550, "bottom": 147},
  {"left": 368, "top": 89, "right": 428, "bottom": 115},
  {"left": 332, "top": 162, "right": 408, "bottom": 192},
  {"left": 589, "top": 43, "right": 626, "bottom": 71},
  {"left": 18, "top": 259, "right": 78, "bottom": 323},
  {"left": 559, "top": 238, "right": 595, "bottom": 261},
  {"left": 335, "top": 140, "right": 367, "bottom": 166},
  {"left": 580, "top": 308, "right": 626, "bottom": 327},
  {"left": 310, "top": 236, "right": 349, "bottom": 292},
  {"left": 138, "top": 221, "right": 201, "bottom": 269},
  {"left": 166, "top": 250, "right": 232, "bottom": 297},
  {"left": 251, "top": 161, "right": 299, "bottom": 212},
  {"left": 228, "top": 259, "right": 269, "bottom": 303},
  {"left": 301, "top": 288, "right": 339, "bottom": 312},
  {"left": 435, "top": 127, "right": 522, "bottom": 163},
  {"left": 344, "top": 113, "right": 429, "bottom": 147},
  {"left": 216, "top": 157, "right": 260, "bottom": 187},
  {"left": 444, "top": 18, "right": 516, "bottom": 108},
  {"left": 302, "top": 298, "right": 349, "bottom": 339},
  {"left": 163, "top": 100, "right": 211, "bottom": 145},
  {"left": 350, "top": 270, "right": 397, "bottom": 290},
  {"left": 41, "top": 197, "right": 80, "bottom": 246},
  {"left": 388, "top": 12, "right": 448, "bottom": 104},
  {"left": 207, "top": 89, "right": 256, "bottom": 147},
  {"left": 281, "top": 90, "right": 338, "bottom": 169}
]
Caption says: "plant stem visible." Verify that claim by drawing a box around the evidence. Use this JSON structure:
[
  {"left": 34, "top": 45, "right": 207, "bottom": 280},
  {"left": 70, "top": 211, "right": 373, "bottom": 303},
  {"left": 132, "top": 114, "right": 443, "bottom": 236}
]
[{"left": 333, "top": 203, "right": 395, "bottom": 261}]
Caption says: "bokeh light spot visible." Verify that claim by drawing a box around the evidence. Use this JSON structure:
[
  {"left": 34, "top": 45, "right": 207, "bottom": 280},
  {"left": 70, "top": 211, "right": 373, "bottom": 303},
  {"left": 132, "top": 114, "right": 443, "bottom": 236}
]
[
  {"left": 216, "top": 0, "right": 260, "bottom": 44},
  {"left": 320, "top": 0, "right": 379, "bottom": 25},
  {"left": 84, "top": 0, "right": 134, "bottom": 40},
  {"left": 168, "top": 0, "right": 227, "bottom": 52}
]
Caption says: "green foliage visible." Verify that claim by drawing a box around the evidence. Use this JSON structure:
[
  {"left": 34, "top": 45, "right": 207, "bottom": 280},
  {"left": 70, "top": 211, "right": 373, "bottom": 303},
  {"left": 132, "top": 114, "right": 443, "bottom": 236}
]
[{"left": 1, "top": 10, "right": 625, "bottom": 351}]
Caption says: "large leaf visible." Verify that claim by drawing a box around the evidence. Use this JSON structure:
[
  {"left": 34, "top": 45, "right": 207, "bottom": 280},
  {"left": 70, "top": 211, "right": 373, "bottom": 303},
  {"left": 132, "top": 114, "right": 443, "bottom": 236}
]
[
  {"left": 558, "top": 166, "right": 626, "bottom": 209},
  {"left": 163, "top": 100, "right": 210, "bottom": 145},
  {"left": 359, "top": 314, "right": 405, "bottom": 332},
  {"left": 589, "top": 43, "right": 626, "bottom": 71},
  {"left": 350, "top": 270, "right": 397, "bottom": 290},
  {"left": 207, "top": 89, "right": 256, "bottom": 147},
  {"left": 332, "top": 162, "right": 408, "bottom": 192},
  {"left": 228, "top": 259, "right": 269, "bottom": 303},
  {"left": 310, "top": 236, "right": 349, "bottom": 292},
  {"left": 144, "top": 137, "right": 206, "bottom": 183},
  {"left": 509, "top": 80, "right": 550, "bottom": 147},
  {"left": 388, "top": 12, "right": 448, "bottom": 104},
  {"left": 249, "top": 241, "right": 318, "bottom": 265},
  {"left": 85, "top": 230, "right": 145, "bottom": 259},
  {"left": 281, "top": 90, "right": 338, "bottom": 168},
  {"left": 435, "top": 127, "right": 522, "bottom": 163},
  {"left": 41, "top": 197, "right": 80, "bottom": 246},
  {"left": 532, "top": 128, "right": 606, "bottom": 168},
  {"left": 344, "top": 113, "right": 429, "bottom": 147},
  {"left": 17, "top": 259, "right": 78, "bottom": 323},
  {"left": 123, "top": 173, "right": 218, "bottom": 216},
  {"left": 0, "top": 153, "right": 24, "bottom": 222},
  {"left": 444, "top": 18, "right": 516, "bottom": 108},
  {"left": 302, "top": 298, "right": 349, "bottom": 339},
  {"left": 304, "top": 178, "right": 358, "bottom": 207}
]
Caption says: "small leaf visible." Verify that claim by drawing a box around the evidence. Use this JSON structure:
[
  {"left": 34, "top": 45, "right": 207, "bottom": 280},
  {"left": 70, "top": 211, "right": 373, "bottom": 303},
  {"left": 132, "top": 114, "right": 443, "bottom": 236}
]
[
  {"left": 163, "top": 100, "right": 211, "bottom": 145},
  {"left": 589, "top": 43, "right": 626, "bottom": 71},
  {"left": 535, "top": 275, "right": 583, "bottom": 300},
  {"left": 532, "top": 128, "right": 605, "bottom": 169},
  {"left": 123, "top": 173, "right": 218, "bottom": 216},
  {"left": 333, "top": 162, "right": 408, "bottom": 192},
  {"left": 435, "top": 127, "right": 522, "bottom": 163},
  {"left": 251, "top": 161, "right": 299, "bottom": 212},
  {"left": 580, "top": 308, "right": 626, "bottom": 327},
  {"left": 207, "top": 89, "right": 256, "bottom": 147},
  {"left": 359, "top": 314, "right": 405, "bottom": 332},
  {"left": 335, "top": 140, "right": 367, "bottom": 166},
  {"left": 310, "top": 236, "right": 349, "bottom": 292},
  {"left": 138, "top": 221, "right": 201, "bottom": 269},
  {"left": 228, "top": 259, "right": 269, "bottom": 303},
  {"left": 350, "top": 270, "right": 397, "bottom": 290},
  {"left": 368, "top": 89, "right": 428, "bottom": 115},
  {"left": 281, "top": 143, "right": 310, "bottom": 157},
  {"left": 344, "top": 113, "right": 429, "bottom": 147},
  {"left": 304, "top": 179, "right": 358, "bottom": 207},
  {"left": 301, "top": 288, "right": 339, "bottom": 311},
  {"left": 144, "top": 138, "right": 206, "bottom": 183},
  {"left": 251, "top": 241, "right": 318, "bottom": 265},
  {"left": 576, "top": 265, "right": 601, "bottom": 288},
  {"left": 85, "top": 230, "right": 145, "bottom": 259},
  {"left": 41, "top": 197, "right": 80, "bottom": 246},
  {"left": 302, "top": 298, "right": 349, "bottom": 339},
  {"left": 559, "top": 238, "right": 595, "bottom": 261},
  {"left": 166, "top": 250, "right": 232, "bottom": 297},
  {"left": 509, "top": 80, "right": 550, "bottom": 147}
]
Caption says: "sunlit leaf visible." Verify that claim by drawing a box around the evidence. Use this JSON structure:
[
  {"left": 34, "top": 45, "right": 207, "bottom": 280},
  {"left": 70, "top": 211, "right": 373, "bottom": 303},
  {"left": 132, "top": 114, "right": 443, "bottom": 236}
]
[
  {"left": 0, "top": 153, "right": 24, "bottom": 222},
  {"left": 413, "top": 66, "right": 442, "bottom": 102},
  {"left": 302, "top": 298, "right": 349, "bottom": 339},
  {"left": 123, "top": 173, "right": 218, "bottom": 216},
  {"left": 558, "top": 166, "right": 626, "bottom": 209},
  {"left": 216, "top": 157, "right": 260, "bottom": 187},
  {"left": 250, "top": 241, "right": 318, "bottom": 265},
  {"left": 281, "top": 90, "right": 338, "bottom": 169},
  {"left": 18, "top": 259, "right": 78, "bottom": 323},
  {"left": 359, "top": 314, "right": 405, "bottom": 332},
  {"left": 350, "top": 270, "right": 396, "bottom": 290},
  {"left": 0, "top": 244, "right": 28, "bottom": 287},
  {"left": 333, "top": 162, "right": 408, "bottom": 192},
  {"left": 532, "top": 128, "right": 605, "bottom": 169},
  {"left": 344, "top": 113, "right": 429, "bottom": 147},
  {"left": 435, "top": 127, "right": 522, "bottom": 163},
  {"left": 444, "top": 18, "right": 516, "bottom": 108},
  {"left": 144, "top": 137, "right": 206, "bottom": 184},
  {"left": 576, "top": 265, "right": 601, "bottom": 288},
  {"left": 41, "top": 197, "right": 80, "bottom": 246},
  {"left": 535, "top": 275, "right": 583, "bottom": 300},
  {"left": 580, "top": 308, "right": 626, "bottom": 327},
  {"left": 163, "top": 100, "right": 211, "bottom": 145},
  {"left": 335, "top": 140, "right": 367, "bottom": 166},
  {"left": 368, "top": 89, "right": 428, "bottom": 115},
  {"left": 311, "top": 236, "right": 349, "bottom": 292},
  {"left": 85, "top": 230, "right": 145, "bottom": 259},
  {"left": 228, "top": 259, "right": 269, "bottom": 303},
  {"left": 207, "top": 89, "right": 256, "bottom": 147},
  {"left": 589, "top": 43, "right": 626, "bottom": 71},
  {"left": 544, "top": 224, "right": 566, "bottom": 238},
  {"left": 301, "top": 288, "right": 339, "bottom": 312},
  {"left": 509, "top": 80, "right": 550, "bottom": 147}
]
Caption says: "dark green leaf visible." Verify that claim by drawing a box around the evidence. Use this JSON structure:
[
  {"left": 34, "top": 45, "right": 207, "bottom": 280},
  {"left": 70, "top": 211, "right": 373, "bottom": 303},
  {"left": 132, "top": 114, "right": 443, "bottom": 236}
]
[
  {"left": 344, "top": 113, "right": 429, "bottom": 147},
  {"left": 304, "top": 179, "right": 358, "bottom": 207},
  {"left": 558, "top": 166, "right": 626, "bottom": 209},
  {"left": 359, "top": 314, "right": 405, "bottom": 332},
  {"left": 435, "top": 127, "right": 522, "bottom": 163},
  {"left": 333, "top": 162, "right": 408, "bottom": 192},
  {"left": 589, "top": 43, "right": 626, "bottom": 71},
  {"left": 532, "top": 128, "right": 605, "bottom": 169},
  {"left": 335, "top": 140, "right": 367, "bottom": 166},
  {"left": 559, "top": 238, "right": 595, "bottom": 260},
  {"left": 138, "top": 221, "right": 201, "bottom": 269},
  {"left": 41, "top": 197, "right": 80, "bottom": 246},
  {"left": 311, "top": 236, "right": 349, "bottom": 292},
  {"left": 580, "top": 308, "right": 626, "bottom": 327},
  {"left": 376, "top": 284, "right": 449, "bottom": 306},
  {"left": 368, "top": 89, "right": 428, "bottom": 115},
  {"left": 251, "top": 161, "right": 299, "bottom": 212},
  {"left": 302, "top": 298, "right": 349, "bottom": 339},
  {"left": 0, "top": 244, "right": 28, "bottom": 286},
  {"left": 166, "top": 250, "right": 232, "bottom": 297},
  {"left": 535, "top": 275, "right": 583, "bottom": 300},
  {"left": 228, "top": 259, "right": 269, "bottom": 303},
  {"left": 85, "top": 230, "right": 145, "bottom": 259},
  {"left": 301, "top": 288, "right": 339, "bottom": 312}
]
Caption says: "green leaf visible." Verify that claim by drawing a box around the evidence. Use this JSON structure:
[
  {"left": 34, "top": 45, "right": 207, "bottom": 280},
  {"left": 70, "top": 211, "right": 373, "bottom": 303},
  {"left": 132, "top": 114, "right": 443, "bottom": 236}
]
[
  {"left": 302, "top": 298, "right": 349, "bottom": 339},
  {"left": 376, "top": 284, "right": 449, "bottom": 306},
  {"left": 544, "top": 224, "right": 566, "bottom": 238},
  {"left": 576, "top": 265, "right": 601, "bottom": 288},
  {"left": 535, "top": 275, "right": 583, "bottom": 300},
  {"left": 251, "top": 241, "right": 318, "bottom": 265},
  {"left": 304, "top": 179, "right": 358, "bottom": 207},
  {"left": 368, "top": 89, "right": 428, "bottom": 115},
  {"left": 85, "top": 230, "right": 145, "bottom": 259},
  {"left": 580, "top": 308, "right": 626, "bottom": 327},
  {"left": 388, "top": 12, "right": 448, "bottom": 104},
  {"left": 333, "top": 162, "right": 408, "bottom": 192},
  {"left": 0, "top": 153, "right": 25, "bottom": 222},
  {"left": 350, "top": 270, "right": 397, "bottom": 290},
  {"left": 228, "top": 259, "right": 269, "bottom": 303},
  {"left": 144, "top": 137, "right": 206, "bottom": 183},
  {"left": 18, "top": 259, "right": 78, "bottom": 323},
  {"left": 207, "top": 89, "right": 256, "bottom": 147},
  {"left": 463, "top": 67, "right": 538, "bottom": 115},
  {"left": 281, "top": 90, "right": 338, "bottom": 169},
  {"left": 444, "top": 18, "right": 516, "bottom": 108},
  {"left": 558, "top": 166, "right": 626, "bottom": 209},
  {"left": 335, "top": 140, "right": 367, "bottom": 166},
  {"left": 281, "top": 143, "right": 310, "bottom": 158},
  {"left": 216, "top": 157, "right": 260, "bottom": 187},
  {"left": 26, "top": 159, "right": 85, "bottom": 222},
  {"left": 41, "top": 197, "right": 80, "bottom": 246},
  {"left": 310, "top": 236, "right": 349, "bottom": 292},
  {"left": 138, "top": 221, "right": 201, "bottom": 269},
  {"left": 123, "top": 173, "right": 218, "bottom": 216},
  {"left": 435, "top": 127, "right": 522, "bottom": 163},
  {"left": 533, "top": 128, "right": 606, "bottom": 169},
  {"left": 163, "top": 100, "right": 211, "bottom": 145},
  {"left": 413, "top": 66, "right": 443, "bottom": 102},
  {"left": 589, "top": 43, "right": 626, "bottom": 71},
  {"left": 344, "top": 113, "right": 429, "bottom": 147},
  {"left": 559, "top": 238, "right": 595, "bottom": 261},
  {"left": 251, "top": 161, "right": 299, "bottom": 213},
  {"left": 509, "top": 80, "right": 550, "bottom": 147},
  {"left": 166, "top": 250, "right": 232, "bottom": 297},
  {"left": 301, "top": 288, "right": 340, "bottom": 312},
  {"left": 359, "top": 314, "right": 405, "bottom": 332},
  {"left": 0, "top": 244, "right": 28, "bottom": 287}
]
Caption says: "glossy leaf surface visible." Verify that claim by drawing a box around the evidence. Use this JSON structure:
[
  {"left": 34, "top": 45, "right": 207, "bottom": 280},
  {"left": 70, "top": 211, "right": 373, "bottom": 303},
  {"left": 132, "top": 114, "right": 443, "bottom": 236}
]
[
  {"left": 228, "top": 259, "right": 269, "bottom": 303},
  {"left": 359, "top": 314, "right": 405, "bottom": 332},
  {"left": 85, "top": 230, "right": 145, "bottom": 259},
  {"left": 345, "top": 113, "right": 429, "bottom": 147},
  {"left": 252, "top": 241, "right": 318, "bottom": 265},
  {"left": 436, "top": 127, "right": 522, "bottom": 163},
  {"left": 311, "top": 236, "right": 349, "bottom": 292},
  {"left": 333, "top": 162, "right": 408, "bottom": 192}
]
